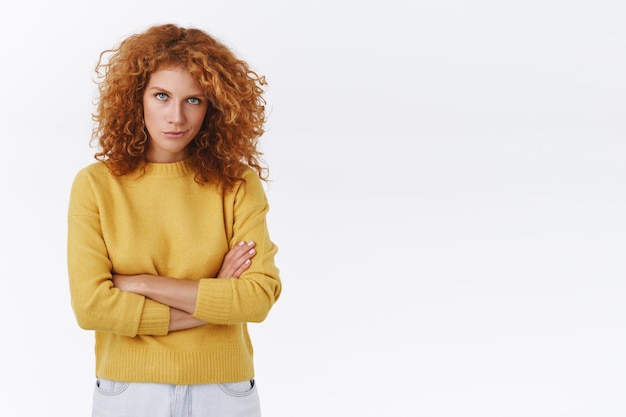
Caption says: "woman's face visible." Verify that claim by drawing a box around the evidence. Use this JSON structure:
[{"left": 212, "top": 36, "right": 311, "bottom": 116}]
[{"left": 143, "top": 66, "right": 209, "bottom": 163}]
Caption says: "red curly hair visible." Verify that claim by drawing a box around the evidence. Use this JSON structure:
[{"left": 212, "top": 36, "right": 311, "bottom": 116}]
[{"left": 91, "top": 23, "right": 268, "bottom": 189}]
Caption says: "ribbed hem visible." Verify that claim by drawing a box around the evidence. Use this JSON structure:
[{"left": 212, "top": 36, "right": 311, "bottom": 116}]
[{"left": 96, "top": 343, "right": 254, "bottom": 384}]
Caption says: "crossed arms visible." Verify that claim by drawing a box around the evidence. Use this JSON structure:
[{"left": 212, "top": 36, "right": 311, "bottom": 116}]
[{"left": 112, "top": 241, "right": 257, "bottom": 331}]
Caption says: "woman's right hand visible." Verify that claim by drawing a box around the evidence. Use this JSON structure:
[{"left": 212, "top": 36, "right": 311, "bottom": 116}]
[{"left": 217, "top": 241, "right": 256, "bottom": 278}]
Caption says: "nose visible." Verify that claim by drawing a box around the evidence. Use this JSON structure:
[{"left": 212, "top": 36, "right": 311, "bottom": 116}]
[{"left": 168, "top": 102, "right": 186, "bottom": 124}]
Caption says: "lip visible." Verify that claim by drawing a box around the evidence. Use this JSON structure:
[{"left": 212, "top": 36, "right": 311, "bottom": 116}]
[{"left": 163, "top": 130, "right": 187, "bottom": 139}]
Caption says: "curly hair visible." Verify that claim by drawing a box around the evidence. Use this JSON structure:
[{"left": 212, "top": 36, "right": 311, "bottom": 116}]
[{"left": 91, "top": 23, "right": 268, "bottom": 189}]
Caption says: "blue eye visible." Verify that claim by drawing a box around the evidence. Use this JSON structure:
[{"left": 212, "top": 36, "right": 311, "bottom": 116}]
[
  {"left": 188, "top": 97, "right": 201, "bottom": 105},
  {"left": 155, "top": 93, "right": 168, "bottom": 100}
]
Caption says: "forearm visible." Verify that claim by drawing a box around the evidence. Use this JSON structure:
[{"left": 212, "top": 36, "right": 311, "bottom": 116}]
[
  {"left": 169, "top": 307, "right": 206, "bottom": 331},
  {"left": 114, "top": 274, "right": 200, "bottom": 314},
  {"left": 112, "top": 242, "right": 255, "bottom": 314}
]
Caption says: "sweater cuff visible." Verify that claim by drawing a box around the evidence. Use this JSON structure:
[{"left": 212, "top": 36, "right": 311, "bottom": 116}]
[
  {"left": 137, "top": 299, "right": 170, "bottom": 336},
  {"left": 194, "top": 279, "right": 232, "bottom": 324}
]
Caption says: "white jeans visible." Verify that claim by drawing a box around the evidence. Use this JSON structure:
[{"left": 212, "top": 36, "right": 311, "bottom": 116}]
[{"left": 92, "top": 378, "right": 261, "bottom": 417}]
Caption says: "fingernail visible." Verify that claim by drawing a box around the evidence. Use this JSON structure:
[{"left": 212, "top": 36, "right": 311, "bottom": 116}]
[
  {"left": 247, "top": 241, "right": 254, "bottom": 246},
  {"left": 249, "top": 249, "right": 256, "bottom": 254},
  {"left": 239, "top": 241, "right": 245, "bottom": 246}
]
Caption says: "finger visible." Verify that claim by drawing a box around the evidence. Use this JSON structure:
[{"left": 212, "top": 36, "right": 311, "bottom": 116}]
[
  {"left": 229, "top": 244, "right": 256, "bottom": 264},
  {"left": 219, "top": 251, "right": 254, "bottom": 278},
  {"left": 231, "top": 241, "right": 255, "bottom": 257},
  {"left": 225, "top": 248, "right": 255, "bottom": 273},
  {"left": 222, "top": 241, "right": 246, "bottom": 262},
  {"left": 232, "top": 258, "right": 252, "bottom": 279},
  {"left": 217, "top": 241, "right": 256, "bottom": 278}
]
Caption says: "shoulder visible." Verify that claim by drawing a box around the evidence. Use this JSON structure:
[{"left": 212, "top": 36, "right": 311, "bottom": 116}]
[
  {"left": 230, "top": 166, "right": 268, "bottom": 207},
  {"left": 70, "top": 161, "right": 114, "bottom": 194},
  {"left": 73, "top": 161, "right": 110, "bottom": 181},
  {"left": 241, "top": 165, "right": 263, "bottom": 184},
  {"left": 241, "top": 166, "right": 267, "bottom": 195},
  {"left": 69, "top": 162, "right": 108, "bottom": 213}
]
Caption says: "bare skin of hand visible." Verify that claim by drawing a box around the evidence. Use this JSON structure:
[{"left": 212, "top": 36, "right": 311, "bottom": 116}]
[
  {"left": 217, "top": 240, "right": 256, "bottom": 278},
  {"left": 112, "top": 241, "right": 256, "bottom": 331}
]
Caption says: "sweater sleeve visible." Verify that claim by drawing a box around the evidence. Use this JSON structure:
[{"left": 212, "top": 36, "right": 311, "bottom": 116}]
[
  {"left": 193, "top": 170, "right": 282, "bottom": 324},
  {"left": 67, "top": 167, "right": 170, "bottom": 337}
]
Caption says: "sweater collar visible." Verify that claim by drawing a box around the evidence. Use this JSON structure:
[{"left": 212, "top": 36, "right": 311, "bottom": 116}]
[{"left": 141, "top": 159, "right": 194, "bottom": 177}]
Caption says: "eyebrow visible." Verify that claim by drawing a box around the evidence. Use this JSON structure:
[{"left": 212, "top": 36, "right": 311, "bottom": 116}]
[{"left": 147, "top": 86, "right": 205, "bottom": 97}]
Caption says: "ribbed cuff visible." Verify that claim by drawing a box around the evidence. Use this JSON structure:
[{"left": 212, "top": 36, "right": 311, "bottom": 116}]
[
  {"left": 194, "top": 279, "right": 233, "bottom": 324},
  {"left": 137, "top": 299, "right": 170, "bottom": 336}
]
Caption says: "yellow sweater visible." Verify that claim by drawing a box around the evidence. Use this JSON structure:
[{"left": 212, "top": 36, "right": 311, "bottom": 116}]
[{"left": 67, "top": 160, "right": 281, "bottom": 384}]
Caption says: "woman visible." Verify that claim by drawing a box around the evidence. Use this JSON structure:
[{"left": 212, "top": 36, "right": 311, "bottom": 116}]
[{"left": 67, "top": 23, "right": 281, "bottom": 417}]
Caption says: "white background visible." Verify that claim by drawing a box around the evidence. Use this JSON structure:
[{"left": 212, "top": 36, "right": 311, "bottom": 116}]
[{"left": 1, "top": 1, "right": 624, "bottom": 416}]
